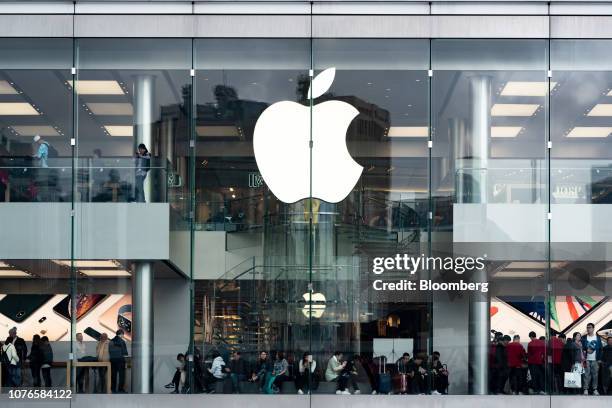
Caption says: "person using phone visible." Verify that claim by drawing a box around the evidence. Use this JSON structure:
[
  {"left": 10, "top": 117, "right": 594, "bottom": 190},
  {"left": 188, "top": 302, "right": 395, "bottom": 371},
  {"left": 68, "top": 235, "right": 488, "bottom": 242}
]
[
  {"left": 295, "top": 352, "right": 317, "bottom": 395},
  {"left": 325, "top": 351, "right": 348, "bottom": 394},
  {"left": 581, "top": 322, "right": 603, "bottom": 395},
  {"left": 430, "top": 351, "right": 449, "bottom": 395},
  {"left": 1, "top": 336, "right": 20, "bottom": 386},
  {"left": 134, "top": 143, "right": 151, "bottom": 203},
  {"left": 249, "top": 351, "right": 270, "bottom": 391}
]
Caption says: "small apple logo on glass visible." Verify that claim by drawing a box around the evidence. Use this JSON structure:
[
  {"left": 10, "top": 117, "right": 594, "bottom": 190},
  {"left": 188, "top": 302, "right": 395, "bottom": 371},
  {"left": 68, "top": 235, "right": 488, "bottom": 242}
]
[
  {"left": 302, "top": 292, "right": 326, "bottom": 319},
  {"left": 253, "top": 67, "right": 363, "bottom": 203}
]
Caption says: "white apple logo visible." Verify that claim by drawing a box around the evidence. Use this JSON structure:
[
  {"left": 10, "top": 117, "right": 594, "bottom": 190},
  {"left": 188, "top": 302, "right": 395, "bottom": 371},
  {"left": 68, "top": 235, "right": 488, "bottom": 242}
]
[
  {"left": 253, "top": 67, "right": 363, "bottom": 203},
  {"left": 302, "top": 292, "right": 326, "bottom": 319}
]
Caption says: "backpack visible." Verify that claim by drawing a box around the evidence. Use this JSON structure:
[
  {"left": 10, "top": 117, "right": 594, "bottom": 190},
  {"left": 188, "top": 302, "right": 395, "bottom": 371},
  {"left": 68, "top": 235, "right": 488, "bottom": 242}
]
[
  {"left": 45, "top": 142, "right": 59, "bottom": 158},
  {"left": 1, "top": 345, "right": 13, "bottom": 365}
]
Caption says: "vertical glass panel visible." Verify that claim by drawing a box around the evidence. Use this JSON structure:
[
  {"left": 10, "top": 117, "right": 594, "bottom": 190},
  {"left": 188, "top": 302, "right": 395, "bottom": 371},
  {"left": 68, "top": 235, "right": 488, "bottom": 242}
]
[
  {"left": 193, "top": 39, "right": 311, "bottom": 394},
  {"left": 0, "top": 39, "right": 73, "bottom": 392},
  {"left": 431, "top": 39, "right": 549, "bottom": 395},
  {"left": 311, "top": 39, "right": 430, "bottom": 395},
  {"left": 75, "top": 39, "right": 192, "bottom": 394},
  {"left": 550, "top": 40, "right": 612, "bottom": 396}
]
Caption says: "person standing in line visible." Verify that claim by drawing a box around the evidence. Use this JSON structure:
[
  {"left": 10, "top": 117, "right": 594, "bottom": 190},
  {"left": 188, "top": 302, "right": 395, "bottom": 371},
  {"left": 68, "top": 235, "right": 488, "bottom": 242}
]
[
  {"left": 134, "top": 143, "right": 151, "bottom": 202},
  {"left": 2, "top": 336, "right": 20, "bottom": 386},
  {"left": 8, "top": 327, "right": 27, "bottom": 385},
  {"left": 494, "top": 335, "right": 511, "bottom": 394},
  {"left": 581, "top": 323, "right": 603, "bottom": 396},
  {"left": 95, "top": 333, "right": 110, "bottom": 393},
  {"left": 566, "top": 332, "right": 584, "bottom": 395},
  {"left": 601, "top": 336, "right": 612, "bottom": 395},
  {"left": 27, "top": 334, "right": 43, "bottom": 387},
  {"left": 527, "top": 331, "right": 545, "bottom": 395},
  {"left": 109, "top": 329, "right": 128, "bottom": 393},
  {"left": 40, "top": 336, "right": 53, "bottom": 387},
  {"left": 550, "top": 333, "right": 566, "bottom": 394},
  {"left": 489, "top": 332, "right": 502, "bottom": 394},
  {"left": 507, "top": 335, "right": 527, "bottom": 395}
]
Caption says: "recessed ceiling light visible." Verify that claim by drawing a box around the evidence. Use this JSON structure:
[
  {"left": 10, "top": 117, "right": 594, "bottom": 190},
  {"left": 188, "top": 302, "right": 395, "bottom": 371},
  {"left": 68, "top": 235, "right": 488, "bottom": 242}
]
[
  {"left": 11, "top": 125, "right": 60, "bottom": 136},
  {"left": 53, "top": 260, "right": 119, "bottom": 268},
  {"left": 500, "top": 81, "right": 557, "bottom": 97},
  {"left": 491, "top": 104, "right": 539, "bottom": 116},
  {"left": 566, "top": 127, "right": 612, "bottom": 138},
  {"left": 0, "top": 80, "right": 18, "bottom": 95},
  {"left": 387, "top": 126, "right": 428, "bottom": 138},
  {"left": 196, "top": 125, "right": 240, "bottom": 137},
  {"left": 587, "top": 104, "right": 612, "bottom": 116},
  {"left": 104, "top": 125, "right": 132, "bottom": 137},
  {"left": 0, "top": 270, "right": 31, "bottom": 278},
  {"left": 86, "top": 103, "right": 133, "bottom": 116},
  {"left": 79, "top": 269, "right": 131, "bottom": 277},
  {"left": 75, "top": 80, "right": 124, "bottom": 95},
  {"left": 491, "top": 126, "right": 523, "bottom": 138},
  {"left": 0, "top": 103, "right": 39, "bottom": 115}
]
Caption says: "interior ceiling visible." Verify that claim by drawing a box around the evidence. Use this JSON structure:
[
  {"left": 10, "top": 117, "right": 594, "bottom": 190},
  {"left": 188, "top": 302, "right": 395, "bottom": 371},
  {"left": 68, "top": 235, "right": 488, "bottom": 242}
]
[{"left": 0, "top": 259, "right": 182, "bottom": 280}]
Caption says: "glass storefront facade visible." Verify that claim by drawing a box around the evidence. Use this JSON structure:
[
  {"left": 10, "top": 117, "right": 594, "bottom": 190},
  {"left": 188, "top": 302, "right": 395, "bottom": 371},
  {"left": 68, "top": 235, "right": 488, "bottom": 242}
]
[{"left": 0, "top": 38, "right": 610, "bottom": 398}]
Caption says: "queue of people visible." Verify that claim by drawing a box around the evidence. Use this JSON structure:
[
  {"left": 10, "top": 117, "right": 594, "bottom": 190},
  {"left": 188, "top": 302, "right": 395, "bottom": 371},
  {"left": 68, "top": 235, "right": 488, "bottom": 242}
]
[
  {"left": 168, "top": 348, "right": 448, "bottom": 395},
  {"left": 490, "top": 322, "right": 612, "bottom": 396},
  {"left": 0, "top": 327, "right": 129, "bottom": 393}
]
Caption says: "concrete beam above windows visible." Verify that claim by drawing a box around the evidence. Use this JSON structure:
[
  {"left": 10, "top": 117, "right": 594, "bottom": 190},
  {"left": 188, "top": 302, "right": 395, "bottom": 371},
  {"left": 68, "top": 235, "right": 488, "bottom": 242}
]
[
  {"left": 74, "top": 14, "right": 196, "bottom": 37},
  {"left": 0, "top": 14, "right": 73, "bottom": 37},
  {"left": 194, "top": 15, "right": 311, "bottom": 37},
  {"left": 551, "top": 16, "right": 612, "bottom": 38},
  {"left": 311, "top": 15, "right": 549, "bottom": 38}
]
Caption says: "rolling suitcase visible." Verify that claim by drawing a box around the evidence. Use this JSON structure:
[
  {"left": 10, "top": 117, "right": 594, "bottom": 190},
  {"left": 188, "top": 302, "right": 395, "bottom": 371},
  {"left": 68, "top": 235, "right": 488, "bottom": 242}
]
[
  {"left": 393, "top": 361, "right": 409, "bottom": 394},
  {"left": 378, "top": 356, "right": 392, "bottom": 394}
]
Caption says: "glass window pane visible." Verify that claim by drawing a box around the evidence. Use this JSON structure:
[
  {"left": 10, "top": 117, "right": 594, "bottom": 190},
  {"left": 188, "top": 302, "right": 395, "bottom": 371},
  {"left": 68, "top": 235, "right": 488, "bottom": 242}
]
[
  {"left": 432, "top": 39, "right": 549, "bottom": 395},
  {"left": 193, "top": 39, "right": 311, "bottom": 394}
]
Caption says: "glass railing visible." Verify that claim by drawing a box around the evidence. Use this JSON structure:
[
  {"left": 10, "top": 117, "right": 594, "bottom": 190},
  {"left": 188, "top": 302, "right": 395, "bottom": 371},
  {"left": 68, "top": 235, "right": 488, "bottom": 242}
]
[
  {"left": 456, "top": 165, "right": 612, "bottom": 205},
  {"left": 0, "top": 156, "right": 168, "bottom": 203}
]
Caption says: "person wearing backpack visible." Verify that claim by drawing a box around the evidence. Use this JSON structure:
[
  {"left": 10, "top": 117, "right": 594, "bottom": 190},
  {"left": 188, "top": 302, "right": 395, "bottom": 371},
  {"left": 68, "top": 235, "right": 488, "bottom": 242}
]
[
  {"left": 2, "top": 336, "right": 21, "bottom": 386},
  {"left": 109, "top": 329, "right": 128, "bottom": 393},
  {"left": 32, "top": 135, "right": 51, "bottom": 168}
]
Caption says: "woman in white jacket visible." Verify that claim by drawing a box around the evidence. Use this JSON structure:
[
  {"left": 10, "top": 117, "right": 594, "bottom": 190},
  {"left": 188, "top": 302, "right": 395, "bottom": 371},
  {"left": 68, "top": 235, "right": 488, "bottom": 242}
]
[{"left": 2, "top": 336, "right": 21, "bottom": 386}]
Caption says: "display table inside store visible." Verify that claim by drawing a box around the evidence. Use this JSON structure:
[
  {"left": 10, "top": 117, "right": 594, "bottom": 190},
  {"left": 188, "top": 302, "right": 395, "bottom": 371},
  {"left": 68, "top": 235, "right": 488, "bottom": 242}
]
[{"left": 66, "top": 361, "right": 111, "bottom": 394}]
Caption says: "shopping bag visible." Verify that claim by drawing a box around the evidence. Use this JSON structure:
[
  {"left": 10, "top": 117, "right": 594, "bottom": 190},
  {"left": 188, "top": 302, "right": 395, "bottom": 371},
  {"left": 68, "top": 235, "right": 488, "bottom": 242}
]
[{"left": 563, "top": 371, "right": 581, "bottom": 388}]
